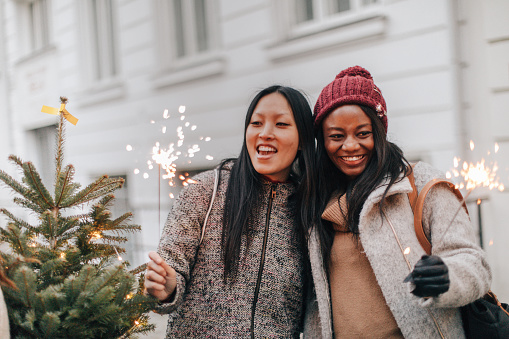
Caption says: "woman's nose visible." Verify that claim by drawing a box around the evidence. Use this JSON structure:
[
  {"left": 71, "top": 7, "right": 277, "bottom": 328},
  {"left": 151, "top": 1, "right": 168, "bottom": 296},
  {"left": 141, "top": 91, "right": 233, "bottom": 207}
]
[
  {"left": 259, "top": 125, "right": 274, "bottom": 139},
  {"left": 341, "top": 136, "right": 359, "bottom": 151}
]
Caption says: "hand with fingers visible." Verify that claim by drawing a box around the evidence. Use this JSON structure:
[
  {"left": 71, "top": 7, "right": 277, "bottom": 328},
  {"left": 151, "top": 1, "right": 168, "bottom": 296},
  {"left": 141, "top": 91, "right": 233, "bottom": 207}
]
[
  {"left": 144, "top": 251, "right": 178, "bottom": 302},
  {"left": 404, "top": 255, "right": 450, "bottom": 298}
]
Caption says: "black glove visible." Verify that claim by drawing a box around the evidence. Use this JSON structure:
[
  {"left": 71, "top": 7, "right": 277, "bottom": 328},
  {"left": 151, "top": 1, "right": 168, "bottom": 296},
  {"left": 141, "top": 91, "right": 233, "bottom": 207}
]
[{"left": 403, "top": 255, "right": 450, "bottom": 298}]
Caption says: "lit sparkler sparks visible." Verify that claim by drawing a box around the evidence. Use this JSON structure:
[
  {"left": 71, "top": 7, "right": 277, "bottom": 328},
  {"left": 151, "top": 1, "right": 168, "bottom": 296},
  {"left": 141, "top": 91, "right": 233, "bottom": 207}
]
[
  {"left": 446, "top": 141, "right": 504, "bottom": 192},
  {"left": 439, "top": 141, "right": 505, "bottom": 244},
  {"left": 126, "top": 105, "right": 215, "bottom": 239},
  {"left": 149, "top": 105, "right": 213, "bottom": 193},
  {"left": 127, "top": 105, "right": 214, "bottom": 198}
]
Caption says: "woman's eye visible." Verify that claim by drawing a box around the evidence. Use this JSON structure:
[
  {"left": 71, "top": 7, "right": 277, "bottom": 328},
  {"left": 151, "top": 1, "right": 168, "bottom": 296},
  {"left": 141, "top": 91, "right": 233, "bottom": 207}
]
[
  {"left": 276, "top": 122, "right": 290, "bottom": 126},
  {"left": 329, "top": 134, "right": 343, "bottom": 139},
  {"left": 358, "top": 131, "right": 372, "bottom": 137},
  {"left": 250, "top": 121, "right": 262, "bottom": 126}
]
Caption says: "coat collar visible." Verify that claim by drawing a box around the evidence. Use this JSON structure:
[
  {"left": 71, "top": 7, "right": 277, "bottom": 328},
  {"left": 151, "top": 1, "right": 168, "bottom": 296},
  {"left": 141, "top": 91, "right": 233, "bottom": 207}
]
[{"left": 365, "top": 173, "right": 413, "bottom": 206}]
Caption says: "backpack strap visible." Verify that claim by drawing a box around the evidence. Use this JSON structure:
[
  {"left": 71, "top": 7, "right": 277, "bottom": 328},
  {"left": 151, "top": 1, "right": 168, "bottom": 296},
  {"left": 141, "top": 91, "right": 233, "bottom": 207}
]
[{"left": 407, "top": 165, "right": 468, "bottom": 255}]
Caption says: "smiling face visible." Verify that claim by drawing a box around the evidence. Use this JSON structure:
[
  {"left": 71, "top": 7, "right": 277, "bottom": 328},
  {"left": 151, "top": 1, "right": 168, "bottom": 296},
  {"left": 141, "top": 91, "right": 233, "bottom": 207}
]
[
  {"left": 246, "top": 92, "right": 300, "bottom": 182},
  {"left": 322, "top": 104, "right": 374, "bottom": 181}
]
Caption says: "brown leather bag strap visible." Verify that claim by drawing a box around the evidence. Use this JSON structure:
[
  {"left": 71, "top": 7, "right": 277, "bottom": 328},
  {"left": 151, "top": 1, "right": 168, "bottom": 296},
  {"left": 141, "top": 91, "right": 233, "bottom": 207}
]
[
  {"left": 407, "top": 165, "right": 468, "bottom": 255},
  {"left": 407, "top": 166, "right": 418, "bottom": 211}
]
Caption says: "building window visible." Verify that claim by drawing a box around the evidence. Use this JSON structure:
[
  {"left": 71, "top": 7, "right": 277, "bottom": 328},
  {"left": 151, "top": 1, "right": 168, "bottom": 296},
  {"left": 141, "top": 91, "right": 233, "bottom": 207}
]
[
  {"left": 292, "top": 0, "right": 380, "bottom": 29},
  {"left": 169, "top": 0, "right": 214, "bottom": 60},
  {"left": 29, "top": 124, "right": 57, "bottom": 187},
  {"left": 267, "top": 0, "right": 384, "bottom": 61},
  {"left": 156, "top": 0, "right": 219, "bottom": 66},
  {"left": 152, "top": 0, "right": 224, "bottom": 88},
  {"left": 81, "top": 0, "right": 118, "bottom": 83},
  {"left": 16, "top": 0, "right": 50, "bottom": 56}
]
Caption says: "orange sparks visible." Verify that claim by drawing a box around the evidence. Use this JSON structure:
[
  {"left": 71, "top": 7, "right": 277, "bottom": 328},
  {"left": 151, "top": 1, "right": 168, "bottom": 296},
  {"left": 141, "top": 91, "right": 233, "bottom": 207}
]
[{"left": 449, "top": 142, "right": 504, "bottom": 192}]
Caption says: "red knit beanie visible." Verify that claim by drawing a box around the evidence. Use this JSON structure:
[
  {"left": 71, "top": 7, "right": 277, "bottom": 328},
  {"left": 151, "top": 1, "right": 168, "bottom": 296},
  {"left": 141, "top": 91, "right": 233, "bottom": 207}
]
[{"left": 313, "top": 66, "right": 388, "bottom": 133}]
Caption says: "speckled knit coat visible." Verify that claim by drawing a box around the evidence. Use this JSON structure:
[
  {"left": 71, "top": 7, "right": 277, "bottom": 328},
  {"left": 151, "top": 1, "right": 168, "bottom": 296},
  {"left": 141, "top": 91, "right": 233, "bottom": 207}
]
[
  {"left": 303, "top": 162, "right": 492, "bottom": 339},
  {"left": 156, "top": 163, "right": 306, "bottom": 338},
  {"left": 0, "top": 288, "right": 9, "bottom": 338}
]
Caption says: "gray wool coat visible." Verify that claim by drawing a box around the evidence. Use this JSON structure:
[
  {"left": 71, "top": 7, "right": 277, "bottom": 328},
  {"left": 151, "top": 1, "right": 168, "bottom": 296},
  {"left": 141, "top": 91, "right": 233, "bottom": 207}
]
[
  {"left": 303, "top": 162, "right": 492, "bottom": 339},
  {"left": 156, "top": 163, "right": 307, "bottom": 338}
]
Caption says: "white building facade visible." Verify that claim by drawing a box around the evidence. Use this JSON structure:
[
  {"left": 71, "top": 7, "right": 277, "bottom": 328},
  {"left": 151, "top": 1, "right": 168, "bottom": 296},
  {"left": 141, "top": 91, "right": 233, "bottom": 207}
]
[{"left": 1, "top": 0, "right": 508, "bottom": 307}]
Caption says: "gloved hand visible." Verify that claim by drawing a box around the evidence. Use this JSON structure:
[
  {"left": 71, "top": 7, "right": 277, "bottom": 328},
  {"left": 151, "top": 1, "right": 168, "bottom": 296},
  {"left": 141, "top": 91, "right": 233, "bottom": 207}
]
[{"left": 403, "top": 255, "right": 450, "bottom": 298}]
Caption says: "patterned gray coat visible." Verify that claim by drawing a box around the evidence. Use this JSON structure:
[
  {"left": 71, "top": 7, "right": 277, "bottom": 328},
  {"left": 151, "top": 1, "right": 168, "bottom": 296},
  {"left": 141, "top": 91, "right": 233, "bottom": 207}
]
[
  {"left": 303, "top": 162, "right": 492, "bottom": 339},
  {"left": 156, "top": 163, "right": 306, "bottom": 338}
]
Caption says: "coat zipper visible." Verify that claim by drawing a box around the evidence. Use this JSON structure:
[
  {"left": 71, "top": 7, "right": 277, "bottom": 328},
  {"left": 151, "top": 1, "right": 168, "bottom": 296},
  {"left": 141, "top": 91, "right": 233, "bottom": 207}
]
[{"left": 250, "top": 185, "right": 276, "bottom": 338}]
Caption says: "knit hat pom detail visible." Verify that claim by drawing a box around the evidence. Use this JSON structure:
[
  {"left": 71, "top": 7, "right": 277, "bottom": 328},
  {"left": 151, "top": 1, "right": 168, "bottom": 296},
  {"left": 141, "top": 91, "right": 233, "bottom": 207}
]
[
  {"left": 313, "top": 65, "right": 388, "bottom": 133},
  {"left": 336, "top": 66, "right": 373, "bottom": 80}
]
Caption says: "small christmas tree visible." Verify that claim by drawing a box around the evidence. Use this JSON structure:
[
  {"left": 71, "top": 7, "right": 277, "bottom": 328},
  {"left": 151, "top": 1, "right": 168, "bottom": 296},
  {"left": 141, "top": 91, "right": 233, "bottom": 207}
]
[{"left": 0, "top": 97, "right": 157, "bottom": 338}]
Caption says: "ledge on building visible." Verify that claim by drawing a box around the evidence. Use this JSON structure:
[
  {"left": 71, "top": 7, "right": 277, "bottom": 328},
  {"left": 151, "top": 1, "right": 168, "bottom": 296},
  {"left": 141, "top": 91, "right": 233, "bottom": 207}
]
[
  {"left": 266, "top": 13, "right": 387, "bottom": 63},
  {"left": 15, "top": 44, "right": 57, "bottom": 66},
  {"left": 76, "top": 77, "right": 126, "bottom": 107},
  {"left": 151, "top": 56, "right": 226, "bottom": 89}
]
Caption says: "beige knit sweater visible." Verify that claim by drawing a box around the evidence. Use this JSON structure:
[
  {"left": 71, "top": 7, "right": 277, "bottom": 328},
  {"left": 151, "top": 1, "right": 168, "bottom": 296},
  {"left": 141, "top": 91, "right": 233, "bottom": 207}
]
[{"left": 322, "top": 194, "right": 403, "bottom": 338}]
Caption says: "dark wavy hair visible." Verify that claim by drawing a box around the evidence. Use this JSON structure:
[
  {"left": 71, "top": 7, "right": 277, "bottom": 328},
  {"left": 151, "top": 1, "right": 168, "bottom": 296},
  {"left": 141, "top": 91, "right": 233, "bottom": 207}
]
[
  {"left": 221, "top": 85, "right": 316, "bottom": 280},
  {"left": 315, "top": 105, "right": 410, "bottom": 272}
]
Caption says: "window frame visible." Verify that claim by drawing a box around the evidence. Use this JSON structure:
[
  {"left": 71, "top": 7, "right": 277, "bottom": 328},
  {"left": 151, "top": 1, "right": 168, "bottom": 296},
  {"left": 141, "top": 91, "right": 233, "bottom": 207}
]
[
  {"left": 27, "top": 124, "right": 57, "bottom": 187},
  {"left": 76, "top": 0, "right": 124, "bottom": 106},
  {"left": 15, "top": 0, "right": 51, "bottom": 57},
  {"left": 152, "top": 0, "right": 224, "bottom": 88},
  {"left": 268, "top": 0, "right": 386, "bottom": 62},
  {"left": 288, "top": 0, "right": 383, "bottom": 39},
  {"left": 79, "top": 0, "right": 120, "bottom": 86}
]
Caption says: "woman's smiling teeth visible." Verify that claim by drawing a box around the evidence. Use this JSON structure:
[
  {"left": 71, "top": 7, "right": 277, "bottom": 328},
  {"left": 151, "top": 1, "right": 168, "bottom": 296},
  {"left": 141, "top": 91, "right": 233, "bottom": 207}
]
[
  {"left": 341, "top": 155, "right": 364, "bottom": 162},
  {"left": 258, "top": 145, "right": 277, "bottom": 155}
]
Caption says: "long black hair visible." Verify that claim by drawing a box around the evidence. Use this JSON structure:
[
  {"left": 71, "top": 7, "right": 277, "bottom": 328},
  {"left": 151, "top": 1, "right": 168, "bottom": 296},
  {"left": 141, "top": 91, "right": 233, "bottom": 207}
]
[
  {"left": 315, "top": 105, "right": 410, "bottom": 272},
  {"left": 221, "top": 85, "right": 316, "bottom": 280}
]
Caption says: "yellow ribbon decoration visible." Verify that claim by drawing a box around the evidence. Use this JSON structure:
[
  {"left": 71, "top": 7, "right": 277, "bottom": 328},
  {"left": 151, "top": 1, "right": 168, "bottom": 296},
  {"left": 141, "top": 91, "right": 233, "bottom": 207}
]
[{"left": 41, "top": 103, "right": 78, "bottom": 125}]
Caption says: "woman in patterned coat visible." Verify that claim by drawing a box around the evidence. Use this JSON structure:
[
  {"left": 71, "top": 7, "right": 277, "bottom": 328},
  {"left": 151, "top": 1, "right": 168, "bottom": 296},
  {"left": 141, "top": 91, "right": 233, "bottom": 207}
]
[{"left": 144, "top": 85, "right": 317, "bottom": 338}]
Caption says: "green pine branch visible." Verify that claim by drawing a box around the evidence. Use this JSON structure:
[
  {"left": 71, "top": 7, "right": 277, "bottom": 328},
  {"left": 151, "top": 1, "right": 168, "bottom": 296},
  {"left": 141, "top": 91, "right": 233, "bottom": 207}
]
[
  {"left": 20, "top": 160, "right": 55, "bottom": 209},
  {"left": 54, "top": 164, "right": 79, "bottom": 206},
  {"left": 60, "top": 176, "right": 124, "bottom": 208},
  {"left": 0, "top": 209, "right": 37, "bottom": 233}
]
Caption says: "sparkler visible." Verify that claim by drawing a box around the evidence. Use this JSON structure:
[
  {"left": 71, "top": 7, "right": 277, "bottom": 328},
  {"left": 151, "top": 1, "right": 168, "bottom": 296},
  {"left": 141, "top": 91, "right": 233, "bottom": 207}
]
[
  {"left": 438, "top": 141, "right": 505, "bottom": 245},
  {"left": 126, "top": 105, "right": 214, "bottom": 237},
  {"left": 128, "top": 105, "right": 213, "bottom": 190}
]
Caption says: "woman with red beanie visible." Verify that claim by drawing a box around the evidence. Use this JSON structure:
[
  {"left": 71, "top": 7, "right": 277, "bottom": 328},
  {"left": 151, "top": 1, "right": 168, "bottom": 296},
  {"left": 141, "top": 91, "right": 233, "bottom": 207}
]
[{"left": 303, "top": 66, "right": 491, "bottom": 338}]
